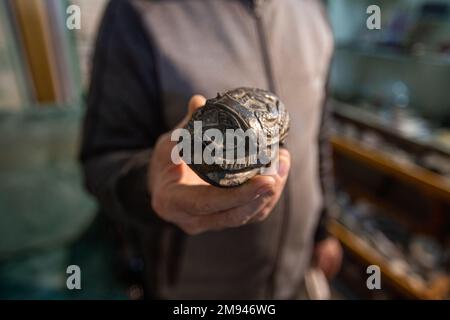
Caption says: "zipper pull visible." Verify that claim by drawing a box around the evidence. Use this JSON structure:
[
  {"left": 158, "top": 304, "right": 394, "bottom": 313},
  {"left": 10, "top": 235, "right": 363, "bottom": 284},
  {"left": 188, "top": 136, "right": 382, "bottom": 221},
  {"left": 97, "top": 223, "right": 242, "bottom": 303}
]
[{"left": 253, "top": 0, "right": 265, "bottom": 18}]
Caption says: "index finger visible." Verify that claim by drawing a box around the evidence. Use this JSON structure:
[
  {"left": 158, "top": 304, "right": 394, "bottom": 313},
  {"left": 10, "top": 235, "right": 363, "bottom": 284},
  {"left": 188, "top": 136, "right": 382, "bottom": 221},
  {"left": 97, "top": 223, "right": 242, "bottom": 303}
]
[
  {"left": 172, "top": 175, "right": 276, "bottom": 215},
  {"left": 167, "top": 95, "right": 206, "bottom": 165}
]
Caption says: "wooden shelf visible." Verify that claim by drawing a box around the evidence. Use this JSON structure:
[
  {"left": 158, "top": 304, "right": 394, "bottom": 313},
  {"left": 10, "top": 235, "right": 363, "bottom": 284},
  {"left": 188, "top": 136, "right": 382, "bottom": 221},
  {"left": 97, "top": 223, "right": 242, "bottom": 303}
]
[
  {"left": 332, "top": 101, "right": 450, "bottom": 158},
  {"left": 339, "top": 185, "right": 426, "bottom": 234},
  {"left": 328, "top": 220, "right": 449, "bottom": 300},
  {"left": 331, "top": 136, "right": 450, "bottom": 202}
]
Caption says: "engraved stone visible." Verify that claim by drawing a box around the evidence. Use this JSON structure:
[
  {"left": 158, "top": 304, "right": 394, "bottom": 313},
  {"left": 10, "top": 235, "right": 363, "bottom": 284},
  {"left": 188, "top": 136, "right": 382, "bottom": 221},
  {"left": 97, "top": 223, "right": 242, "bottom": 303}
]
[{"left": 185, "top": 87, "right": 290, "bottom": 187}]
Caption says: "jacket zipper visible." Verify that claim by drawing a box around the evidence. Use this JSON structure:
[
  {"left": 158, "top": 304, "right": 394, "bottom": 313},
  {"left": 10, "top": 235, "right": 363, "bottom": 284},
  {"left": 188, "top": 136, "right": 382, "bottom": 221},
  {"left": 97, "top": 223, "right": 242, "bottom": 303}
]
[
  {"left": 252, "top": 0, "right": 291, "bottom": 299},
  {"left": 253, "top": 0, "right": 276, "bottom": 93}
]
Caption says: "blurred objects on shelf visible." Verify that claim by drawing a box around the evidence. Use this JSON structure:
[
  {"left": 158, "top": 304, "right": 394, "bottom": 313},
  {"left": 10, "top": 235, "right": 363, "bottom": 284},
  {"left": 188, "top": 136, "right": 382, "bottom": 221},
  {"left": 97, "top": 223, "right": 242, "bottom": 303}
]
[
  {"left": 331, "top": 193, "right": 450, "bottom": 299},
  {"left": 433, "top": 129, "right": 450, "bottom": 150},
  {"left": 332, "top": 100, "right": 450, "bottom": 180}
]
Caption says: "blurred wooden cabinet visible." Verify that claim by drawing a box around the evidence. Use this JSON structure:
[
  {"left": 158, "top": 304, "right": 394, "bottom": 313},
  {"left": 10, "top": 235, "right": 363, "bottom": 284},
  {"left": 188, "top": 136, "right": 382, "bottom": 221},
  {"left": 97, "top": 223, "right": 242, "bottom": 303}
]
[
  {"left": 329, "top": 101, "right": 450, "bottom": 299},
  {"left": 326, "top": 0, "right": 450, "bottom": 300}
]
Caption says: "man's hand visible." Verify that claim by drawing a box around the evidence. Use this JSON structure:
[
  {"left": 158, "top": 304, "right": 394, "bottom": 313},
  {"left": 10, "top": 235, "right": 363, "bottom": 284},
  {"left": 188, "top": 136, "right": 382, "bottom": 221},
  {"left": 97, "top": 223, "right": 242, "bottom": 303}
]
[
  {"left": 148, "top": 95, "right": 291, "bottom": 235},
  {"left": 313, "top": 237, "right": 343, "bottom": 279}
]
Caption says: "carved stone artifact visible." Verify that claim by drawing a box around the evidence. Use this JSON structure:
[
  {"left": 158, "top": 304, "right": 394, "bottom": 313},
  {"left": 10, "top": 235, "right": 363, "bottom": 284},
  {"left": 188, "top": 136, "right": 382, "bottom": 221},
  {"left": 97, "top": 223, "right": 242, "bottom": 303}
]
[{"left": 185, "top": 87, "right": 290, "bottom": 187}]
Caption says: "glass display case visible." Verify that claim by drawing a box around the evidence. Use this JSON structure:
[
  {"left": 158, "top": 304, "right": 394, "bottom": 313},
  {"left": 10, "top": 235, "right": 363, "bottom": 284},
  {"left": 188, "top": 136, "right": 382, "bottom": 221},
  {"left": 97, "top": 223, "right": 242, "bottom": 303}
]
[
  {"left": 326, "top": 0, "right": 450, "bottom": 300},
  {"left": 329, "top": 0, "right": 450, "bottom": 137}
]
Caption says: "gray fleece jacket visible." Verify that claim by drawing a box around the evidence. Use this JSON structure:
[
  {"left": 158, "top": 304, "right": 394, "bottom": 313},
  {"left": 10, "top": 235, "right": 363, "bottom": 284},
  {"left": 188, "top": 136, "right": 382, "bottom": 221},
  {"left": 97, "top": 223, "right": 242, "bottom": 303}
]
[{"left": 81, "top": 0, "right": 334, "bottom": 299}]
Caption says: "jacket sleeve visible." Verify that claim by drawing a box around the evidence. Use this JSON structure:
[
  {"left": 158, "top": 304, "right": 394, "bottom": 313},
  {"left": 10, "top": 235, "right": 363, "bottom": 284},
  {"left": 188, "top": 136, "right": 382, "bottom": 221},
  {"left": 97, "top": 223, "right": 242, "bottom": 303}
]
[
  {"left": 80, "top": 0, "right": 167, "bottom": 230},
  {"left": 314, "top": 78, "right": 337, "bottom": 243}
]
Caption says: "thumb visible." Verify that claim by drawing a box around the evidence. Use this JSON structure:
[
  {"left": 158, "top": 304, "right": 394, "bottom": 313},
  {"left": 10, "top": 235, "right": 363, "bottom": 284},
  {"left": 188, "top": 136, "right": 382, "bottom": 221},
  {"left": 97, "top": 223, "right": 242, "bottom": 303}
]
[
  {"left": 176, "top": 94, "right": 206, "bottom": 129},
  {"left": 188, "top": 94, "right": 206, "bottom": 114}
]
